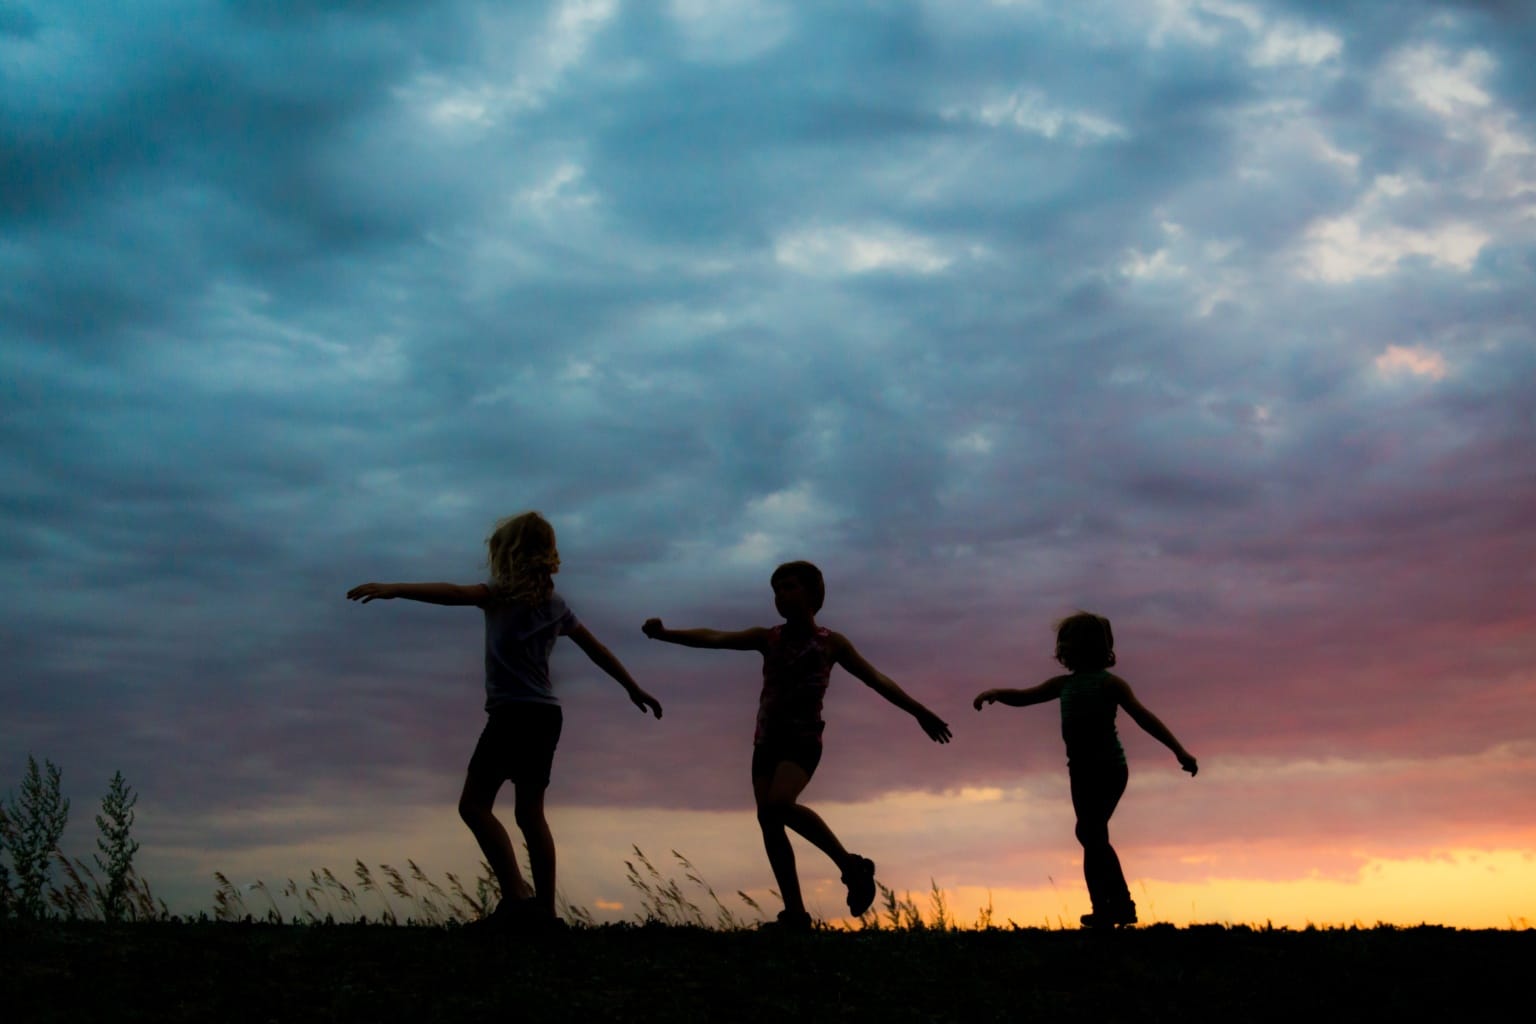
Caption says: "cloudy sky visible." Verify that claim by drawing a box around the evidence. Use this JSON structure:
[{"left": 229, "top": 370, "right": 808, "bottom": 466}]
[{"left": 4, "top": 0, "right": 1534, "bottom": 927}]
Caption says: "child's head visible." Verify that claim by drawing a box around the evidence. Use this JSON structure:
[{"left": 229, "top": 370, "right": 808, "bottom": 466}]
[
  {"left": 1054, "top": 611, "right": 1116, "bottom": 671},
  {"left": 486, "top": 511, "right": 560, "bottom": 605},
  {"left": 771, "top": 560, "right": 825, "bottom": 618}
]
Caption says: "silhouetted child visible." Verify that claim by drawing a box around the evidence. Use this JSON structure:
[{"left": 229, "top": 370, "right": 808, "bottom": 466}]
[
  {"left": 348, "top": 511, "right": 662, "bottom": 931},
  {"left": 973, "top": 611, "right": 1196, "bottom": 928},
  {"left": 643, "top": 560, "right": 951, "bottom": 931}
]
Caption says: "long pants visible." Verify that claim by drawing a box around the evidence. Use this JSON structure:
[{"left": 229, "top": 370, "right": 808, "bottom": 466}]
[{"left": 1069, "top": 761, "right": 1132, "bottom": 912}]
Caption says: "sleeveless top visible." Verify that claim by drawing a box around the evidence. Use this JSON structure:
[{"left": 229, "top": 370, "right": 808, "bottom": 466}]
[
  {"left": 754, "top": 625, "right": 834, "bottom": 746},
  {"left": 1059, "top": 670, "right": 1127, "bottom": 768}
]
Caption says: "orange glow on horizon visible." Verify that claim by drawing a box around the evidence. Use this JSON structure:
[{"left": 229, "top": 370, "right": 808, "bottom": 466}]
[
  {"left": 141, "top": 793, "right": 1536, "bottom": 930},
  {"left": 884, "top": 848, "right": 1536, "bottom": 931}
]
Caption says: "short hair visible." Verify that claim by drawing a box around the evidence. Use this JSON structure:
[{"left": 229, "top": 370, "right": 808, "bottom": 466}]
[
  {"left": 1055, "top": 611, "right": 1116, "bottom": 672},
  {"left": 771, "top": 560, "right": 826, "bottom": 613}
]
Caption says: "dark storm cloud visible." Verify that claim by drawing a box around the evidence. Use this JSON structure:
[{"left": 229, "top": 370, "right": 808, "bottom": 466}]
[{"left": 2, "top": 0, "right": 1533, "bottom": 862}]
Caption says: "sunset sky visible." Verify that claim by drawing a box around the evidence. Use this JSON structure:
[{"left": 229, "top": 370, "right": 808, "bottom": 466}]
[{"left": 4, "top": 0, "right": 1534, "bottom": 928}]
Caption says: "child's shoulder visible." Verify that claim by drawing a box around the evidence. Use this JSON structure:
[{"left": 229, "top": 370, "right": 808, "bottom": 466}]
[
  {"left": 1067, "top": 670, "right": 1131, "bottom": 697},
  {"left": 772, "top": 623, "right": 840, "bottom": 651},
  {"left": 483, "top": 586, "right": 574, "bottom": 618}
]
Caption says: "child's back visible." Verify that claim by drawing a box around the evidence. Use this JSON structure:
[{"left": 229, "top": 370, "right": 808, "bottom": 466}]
[
  {"left": 347, "top": 511, "right": 661, "bottom": 932},
  {"left": 482, "top": 592, "right": 576, "bottom": 709},
  {"left": 1058, "top": 670, "right": 1127, "bottom": 768},
  {"left": 973, "top": 611, "right": 1196, "bottom": 928}
]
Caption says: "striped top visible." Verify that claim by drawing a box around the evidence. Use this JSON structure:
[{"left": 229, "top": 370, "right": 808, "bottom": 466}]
[{"left": 754, "top": 625, "right": 835, "bottom": 745}]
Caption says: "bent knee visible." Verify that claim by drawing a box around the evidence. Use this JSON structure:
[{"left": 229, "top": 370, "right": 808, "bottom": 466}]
[
  {"left": 1074, "top": 822, "right": 1110, "bottom": 847},
  {"left": 513, "top": 795, "right": 548, "bottom": 831},
  {"left": 756, "top": 800, "right": 792, "bottom": 827}
]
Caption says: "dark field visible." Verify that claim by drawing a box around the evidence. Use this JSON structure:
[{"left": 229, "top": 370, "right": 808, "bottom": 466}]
[{"left": 3, "top": 920, "right": 1529, "bottom": 1022}]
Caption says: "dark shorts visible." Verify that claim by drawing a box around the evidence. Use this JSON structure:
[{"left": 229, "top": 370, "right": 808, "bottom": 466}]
[
  {"left": 468, "top": 703, "right": 563, "bottom": 788},
  {"left": 751, "top": 735, "right": 823, "bottom": 781},
  {"left": 1068, "top": 760, "right": 1129, "bottom": 825}
]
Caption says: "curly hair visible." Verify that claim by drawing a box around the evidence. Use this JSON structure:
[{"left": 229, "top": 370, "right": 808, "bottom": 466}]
[
  {"left": 770, "top": 560, "right": 825, "bottom": 613},
  {"left": 485, "top": 511, "right": 560, "bottom": 606},
  {"left": 1054, "top": 611, "right": 1116, "bottom": 672}
]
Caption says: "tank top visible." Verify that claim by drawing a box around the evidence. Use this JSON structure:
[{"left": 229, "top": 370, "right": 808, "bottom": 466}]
[
  {"left": 754, "top": 625, "right": 834, "bottom": 745},
  {"left": 1059, "top": 670, "right": 1127, "bottom": 768}
]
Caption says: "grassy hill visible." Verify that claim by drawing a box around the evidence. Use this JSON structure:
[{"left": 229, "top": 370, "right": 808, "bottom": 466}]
[{"left": 3, "top": 919, "right": 1529, "bottom": 1022}]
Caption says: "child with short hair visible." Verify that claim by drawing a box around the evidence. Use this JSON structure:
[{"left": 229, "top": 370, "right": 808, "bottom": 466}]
[
  {"left": 348, "top": 511, "right": 662, "bottom": 931},
  {"left": 644, "top": 560, "right": 951, "bottom": 931},
  {"left": 973, "top": 611, "right": 1196, "bottom": 928}
]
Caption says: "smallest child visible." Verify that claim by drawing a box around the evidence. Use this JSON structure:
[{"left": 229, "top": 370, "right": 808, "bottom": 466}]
[{"left": 974, "top": 611, "right": 1196, "bottom": 928}]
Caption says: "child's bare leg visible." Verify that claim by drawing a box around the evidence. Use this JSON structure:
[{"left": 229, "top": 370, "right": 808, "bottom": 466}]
[
  {"left": 782, "top": 804, "right": 852, "bottom": 871},
  {"left": 513, "top": 784, "right": 557, "bottom": 919},
  {"left": 756, "top": 763, "right": 877, "bottom": 918},
  {"left": 1069, "top": 765, "right": 1132, "bottom": 915},
  {"left": 758, "top": 816, "right": 805, "bottom": 914},
  {"left": 458, "top": 772, "right": 533, "bottom": 903},
  {"left": 754, "top": 765, "right": 812, "bottom": 914},
  {"left": 758, "top": 762, "right": 853, "bottom": 870}
]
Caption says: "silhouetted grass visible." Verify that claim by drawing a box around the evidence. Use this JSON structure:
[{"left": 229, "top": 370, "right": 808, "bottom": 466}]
[
  {"left": 624, "top": 846, "right": 767, "bottom": 929},
  {"left": 210, "top": 857, "right": 597, "bottom": 928},
  {"left": 10, "top": 838, "right": 1530, "bottom": 1021},
  {"left": 3, "top": 918, "right": 1530, "bottom": 1023}
]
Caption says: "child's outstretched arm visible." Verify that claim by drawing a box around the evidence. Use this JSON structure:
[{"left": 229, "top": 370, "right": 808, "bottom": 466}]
[
  {"left": 1108, "top": 675, "right": 1198, "bottom": 776},
  {"left": 569, "top": 625, "right": 663, "bottom": 719},
  {"left": 641, "top": 618, "right": 770, "bottom": 652},
  {"left": 832, "top": 634, "right": 951, "bottom": 743},
  {"left": 347, "top": 582, "right": 491, "bottom": 606},
  {"left": 973, "top": 677, "right": 1066, "bottom": 710}
]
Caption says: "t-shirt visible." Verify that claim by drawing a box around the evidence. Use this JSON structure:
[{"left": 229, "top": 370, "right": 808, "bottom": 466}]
[
  {"left": 1059, "top": 670, "right": 1127, "bottom": 768},
  {"left": 754, "top": 625, "right": 834, "bottom": 745},
  {"left": 481, "top": 590, "right": 579, "bottom": 710}
]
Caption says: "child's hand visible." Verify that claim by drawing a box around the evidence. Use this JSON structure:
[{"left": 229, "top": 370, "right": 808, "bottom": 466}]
[
  {"left": 628, "top": 686, "right": 663, "bottom": 719},
  {"left": 1178, "top": 752, "right": 1198, "bottom": 776},
  {"left": 347, "top": 583, "right": 396, "bottom": 603},
  {"left": 642, "top": 618, "right": 665, "bottom": 639},
  {"left": 917, "top": 708, "right": 951, "bottom": 744},
  {"left": 973, "top": 689, "right": 1000, "bottom": 711}
]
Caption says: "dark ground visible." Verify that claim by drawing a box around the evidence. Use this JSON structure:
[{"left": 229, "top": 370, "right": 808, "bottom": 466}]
[{"left": 2, "top": 920, "right": 1529, "bottom": 1022}]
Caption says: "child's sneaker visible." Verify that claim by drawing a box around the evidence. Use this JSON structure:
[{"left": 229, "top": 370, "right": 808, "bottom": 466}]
[
  {"left": 760, "top": 909, "right": 813, "bottom": 933},
  {"left": 842, "top": 855, "right": 877, "bottom": 917},
  {"left": 1079, "top": 902, "right": 1137, "bottom": 928}
]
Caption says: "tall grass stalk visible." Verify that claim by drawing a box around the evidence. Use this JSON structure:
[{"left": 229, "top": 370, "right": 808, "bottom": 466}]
[
  {"left": 623, "top": 846, "right": 765, "bottom": 928},
  {"left": 212, "top": 860, "right": 509, "bottom": 926}
]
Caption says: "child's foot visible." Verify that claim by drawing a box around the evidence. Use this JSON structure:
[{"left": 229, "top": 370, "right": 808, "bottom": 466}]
[
  {"left": 760, "top": 909, "right": 813, "bottom": 933},
  {"left": 1079, "top": 903, "right": 1137, "bottom": 928},
  {"left": 463, "top": 897, "right": 535, "bottom": 932},
  {"left": 841, "top": 855, "right": 877, "bottom": 917},
  {"left": 508, "top": 913, "right": 569, "bottom": 936}
]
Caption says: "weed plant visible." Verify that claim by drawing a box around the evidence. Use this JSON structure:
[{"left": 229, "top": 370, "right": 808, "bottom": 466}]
[{"left": 0, "top": 757, "right": 168, "bottom": 922}]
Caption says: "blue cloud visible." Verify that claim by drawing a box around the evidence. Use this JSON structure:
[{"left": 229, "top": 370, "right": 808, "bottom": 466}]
[{"left": 2, "top": 0, "right": 1533, "bottom": 842}]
